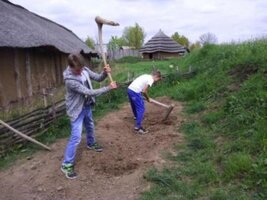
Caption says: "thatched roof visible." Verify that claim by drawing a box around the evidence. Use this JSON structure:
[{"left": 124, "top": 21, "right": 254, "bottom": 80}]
[
  {"left": 0, "top": 0, "right": 94, "bottom": 55},
  {"left": 139, "top": 30, "right": 186, "bottom": 53}
]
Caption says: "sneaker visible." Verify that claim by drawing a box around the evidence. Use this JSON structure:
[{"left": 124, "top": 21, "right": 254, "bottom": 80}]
[
  {"left": 61, "top": 164, "right": 77, "bottom": 179},
  {"left": 135, "top": 127, "right": 148, "bottom": 134},
  {"left": 87, "top": 142, "right": 103, "bottom": 152}
]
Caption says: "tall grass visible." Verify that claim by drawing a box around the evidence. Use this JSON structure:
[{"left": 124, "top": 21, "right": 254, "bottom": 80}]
[{"left": 141, "top": 39, "right": 267, "bottom": 199}]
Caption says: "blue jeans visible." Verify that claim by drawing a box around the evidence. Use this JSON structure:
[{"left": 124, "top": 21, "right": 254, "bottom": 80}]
[
  {"left": 127, "top": 89, "right": 145, "bottom": 128},
  {"left": 62, "top": 105, "right": 95, "bottom": 165}
]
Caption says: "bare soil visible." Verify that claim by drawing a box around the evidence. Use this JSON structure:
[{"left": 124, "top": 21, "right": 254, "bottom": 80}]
[{"left": 0, "top": 97, "right": 183, "bottom": 200}]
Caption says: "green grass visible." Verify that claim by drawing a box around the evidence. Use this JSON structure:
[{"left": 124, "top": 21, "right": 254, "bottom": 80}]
[
  {"left": 1, "top": 38, "right": 267, "bottom": 199},
  {"left": 139, "top": 39, "right": 267, "bottom": 199}
]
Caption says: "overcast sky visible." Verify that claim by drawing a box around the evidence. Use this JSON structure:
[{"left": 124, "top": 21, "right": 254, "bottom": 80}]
[{"left": 9, "top": 0, "right": 267, "bottom": 44}]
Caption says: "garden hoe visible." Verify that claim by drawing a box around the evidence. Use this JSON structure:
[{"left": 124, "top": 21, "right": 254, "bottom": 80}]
[
  {"left": 149, "top": 98, "right": 174, "bottom": 121},
  {"left": 95, "top": 16, "right": 119, "bottom": 82}
]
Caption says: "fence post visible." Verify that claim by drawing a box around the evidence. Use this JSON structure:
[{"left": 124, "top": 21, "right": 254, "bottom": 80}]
[
  {"left": 49, "top": 89, "right": 56, "bottom": 119},
  {"left": 176, "top": 66, "right": 179, "bottom": 72},
  {"left": 42, "top": 88, "right": 47, "bottom": 107}
]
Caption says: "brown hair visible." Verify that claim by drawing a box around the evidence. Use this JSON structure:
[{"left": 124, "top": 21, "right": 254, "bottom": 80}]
[
  {"left": 68, "top": 53, "right": 85, "bottom": 68},
  {"left": 152, "top": 70, "right": 161, "bottom": 78}
]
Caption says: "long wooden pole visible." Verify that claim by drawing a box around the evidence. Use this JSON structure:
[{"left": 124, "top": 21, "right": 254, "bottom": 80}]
[
  {"left": 95, "top": 16, "right": 119, "bottom": 83},
  {"left": 97, "top": 23, "right": 113, "bottom": 82},
  {"left": 0, "top": 119, "right": 51, "bottom": 151}
]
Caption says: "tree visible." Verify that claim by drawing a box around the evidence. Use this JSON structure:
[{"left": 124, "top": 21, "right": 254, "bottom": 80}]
[
  {"left": 171, "top": 32, "right": 190, "bottom": 48},
  {"left": 199, "top": 32, "right": 218, "bottom": 45},
  {"left": 107, "top": 36, "right": 127, "bottom": 51},
  {"left": 122, "top": 23, "right": 146, "bottom": 49},
  {"left": 189, "top": 41, "right": 202, "bottom": 51},
  {"left": 85, "top": 36, "right": 96, "bottom": 49}
]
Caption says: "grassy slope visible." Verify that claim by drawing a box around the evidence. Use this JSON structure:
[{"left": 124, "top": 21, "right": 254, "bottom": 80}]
[
  {"left": 1, "top": 40, "right": 266, "bottom": 199},
  {"left": 139, "top": 40, "right": 267, "bottom": 199}
]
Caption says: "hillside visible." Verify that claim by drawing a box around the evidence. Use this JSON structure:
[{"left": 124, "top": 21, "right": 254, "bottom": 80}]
[
  {"left": 140, "top": 39, "right": 267, "bottom": 199},
  {"left": 0, "top": 39, "right": 266, "bottom": 200}
]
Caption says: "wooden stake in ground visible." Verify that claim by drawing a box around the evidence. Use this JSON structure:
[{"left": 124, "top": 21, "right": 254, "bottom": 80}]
[{"left": 0, "top": 119, "right": 51, "bottom": 151}]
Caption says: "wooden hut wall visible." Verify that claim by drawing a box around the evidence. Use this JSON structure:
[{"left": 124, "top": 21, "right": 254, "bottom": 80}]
[
  {"left": 157, "top": 52, "right": 180, "bottom": 59},
  {"left": 0, "top": 47, "right": 68, "bottom": 108},
  {"left": 142, "top": 52, "right": 180, "bottom": 60},
  {"left": 0, "top": 48, "right": 17, "bottom": 107}
]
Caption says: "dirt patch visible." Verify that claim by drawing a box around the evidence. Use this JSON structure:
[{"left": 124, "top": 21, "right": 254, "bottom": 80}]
[{"left": 0, "top": 97, "right": 183, "bottom": 200}]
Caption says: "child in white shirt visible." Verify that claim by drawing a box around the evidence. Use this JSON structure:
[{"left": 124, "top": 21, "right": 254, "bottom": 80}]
[{"left": 127, "top": 70, "right": 161, "bottom": 134}]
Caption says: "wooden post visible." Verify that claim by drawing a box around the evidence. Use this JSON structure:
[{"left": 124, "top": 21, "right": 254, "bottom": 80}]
[
  {"left": 42, "top": 88, "right": 47, "bottom": 107},
  {"left": 14, "top": 49, "right": 22, "bottom": 99},
  {"left": 50, "top": 91, "right": 56, "bottom": 119},
  {"left": 25, "top": 50, "right": 33, "bottom": 97},
  {"left": 176, "top": 66, "right": 179, "bottom": 72}
]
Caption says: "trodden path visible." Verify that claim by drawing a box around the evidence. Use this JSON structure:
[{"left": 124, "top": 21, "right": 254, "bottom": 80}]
[{"left": 0, "top": 97, "right": 183, "bottom": 200}]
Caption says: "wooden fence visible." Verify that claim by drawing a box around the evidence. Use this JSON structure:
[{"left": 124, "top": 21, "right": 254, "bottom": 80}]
[
  {"left": 0, "top": 99, "right": 65, "bottom": 155},
  {"left": 107, "top": 49, "right": 140, "bottom": 60}
]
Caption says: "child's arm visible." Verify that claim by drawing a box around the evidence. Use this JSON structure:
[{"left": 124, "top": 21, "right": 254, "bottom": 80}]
[
  {"left": 142, "top": 85, "right": 150, "bottom": 102},
  {"left": 65, "top": 79, "right": 111, "bottom": 96}
]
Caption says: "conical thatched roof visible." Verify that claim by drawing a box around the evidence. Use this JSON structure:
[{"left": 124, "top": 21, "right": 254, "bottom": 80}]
[
  {"left": 0, "top": 0, "right": 93, "bottom": 54},
  {"left": 139, "top": 30, "right": 186, "bottom": 53}
]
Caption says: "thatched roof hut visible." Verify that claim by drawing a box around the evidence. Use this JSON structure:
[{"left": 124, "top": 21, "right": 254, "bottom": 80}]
[
  {"left": 0, "top": 0, "right": 95, "bottom": 109},
  {"left": 0, "top": 0, "right": 93, "bottom": 55},
  {"left": 139, "top": 30, "right": 188, "bottom": 60}
]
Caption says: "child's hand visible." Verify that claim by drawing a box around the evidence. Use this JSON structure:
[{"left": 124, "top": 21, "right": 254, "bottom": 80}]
[
  {"left": 103, "top": 64, "right": 111, "bottom": 73},
  {"left": 109, "top": 81, "right": 117, "bottom": 89}
]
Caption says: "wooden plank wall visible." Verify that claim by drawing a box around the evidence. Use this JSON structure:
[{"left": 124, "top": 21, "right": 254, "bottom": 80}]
[{"left": 0, "top": 47, "right": 68, "bottom": 109}]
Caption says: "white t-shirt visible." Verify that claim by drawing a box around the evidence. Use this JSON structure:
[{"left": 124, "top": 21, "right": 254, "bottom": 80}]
[{"left": 128, "top": 74, "right": 154, "bottom": 93}]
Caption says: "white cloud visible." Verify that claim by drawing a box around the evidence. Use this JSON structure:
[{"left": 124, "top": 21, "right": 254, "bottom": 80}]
[{"left": 9, "top": 0, "right": 267, "bottom": 44}]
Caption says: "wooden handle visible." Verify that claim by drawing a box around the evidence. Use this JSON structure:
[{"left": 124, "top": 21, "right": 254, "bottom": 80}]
[
  {"left": 0, "top": 119, "right": 51, "bottom": 151},
  {"left": 149, "top": 98, "right": 170, "bottom": 108},
  {"left": 96, "top": 16, "right": 116, "bottom": 83},
  {"left": 107, "top": 73, "right": 113, "bottom": 82},
  {"left": 95, "top": 16, "right": 119, "bottom": 26}
]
